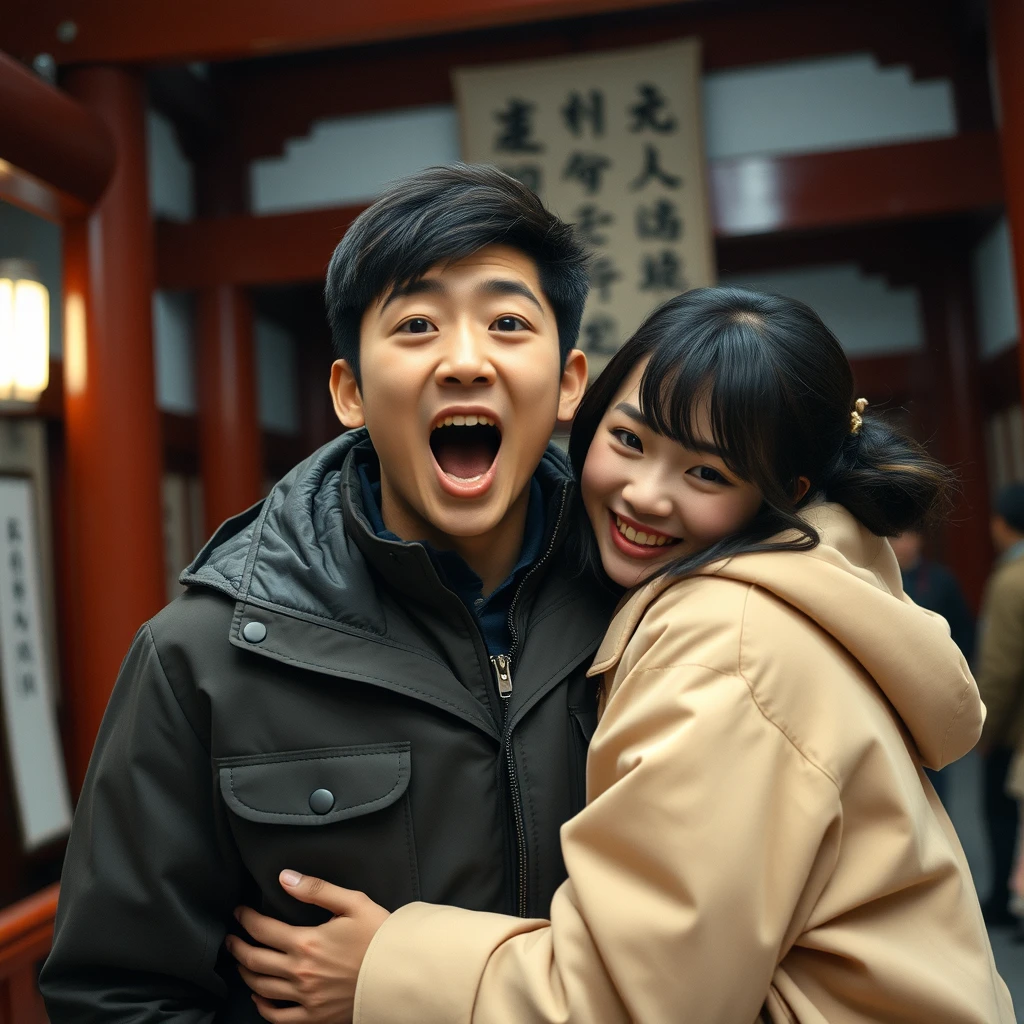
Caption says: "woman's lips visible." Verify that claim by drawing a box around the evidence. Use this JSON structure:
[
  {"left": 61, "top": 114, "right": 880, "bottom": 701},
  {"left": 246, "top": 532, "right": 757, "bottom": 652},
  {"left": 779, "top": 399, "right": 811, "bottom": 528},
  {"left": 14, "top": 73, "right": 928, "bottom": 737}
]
[{"left": 607, "top": 510, "right": 681, "bottom": 560}]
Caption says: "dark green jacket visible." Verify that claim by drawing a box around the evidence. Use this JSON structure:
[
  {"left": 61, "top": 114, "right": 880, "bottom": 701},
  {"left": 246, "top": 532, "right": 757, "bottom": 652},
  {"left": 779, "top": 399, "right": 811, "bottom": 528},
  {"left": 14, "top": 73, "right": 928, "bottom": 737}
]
[{"left": 40, "top": 431, "right": 615, "bottom": 1022}]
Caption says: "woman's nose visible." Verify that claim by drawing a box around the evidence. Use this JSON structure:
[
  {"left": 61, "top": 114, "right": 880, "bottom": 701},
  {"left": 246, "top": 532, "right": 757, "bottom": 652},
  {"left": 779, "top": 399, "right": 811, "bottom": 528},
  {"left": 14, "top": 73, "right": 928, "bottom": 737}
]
[{"left": 620, "top": 477, "right": 674, "bottom": 519}]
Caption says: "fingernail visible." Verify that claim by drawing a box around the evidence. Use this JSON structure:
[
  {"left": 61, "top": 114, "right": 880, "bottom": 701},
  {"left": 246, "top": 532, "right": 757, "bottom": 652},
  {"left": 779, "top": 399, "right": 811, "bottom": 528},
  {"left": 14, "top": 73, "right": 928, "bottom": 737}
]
[{"left": 280, "top": 869, "right": 302, "bottom": 887}]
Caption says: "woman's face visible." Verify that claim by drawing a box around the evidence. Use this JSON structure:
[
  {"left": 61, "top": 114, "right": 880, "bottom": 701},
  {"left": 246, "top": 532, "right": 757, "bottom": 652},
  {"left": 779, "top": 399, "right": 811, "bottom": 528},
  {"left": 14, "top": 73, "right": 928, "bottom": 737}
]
[{"left": 581, "top": 361, "right": 764, "bottom": 588}]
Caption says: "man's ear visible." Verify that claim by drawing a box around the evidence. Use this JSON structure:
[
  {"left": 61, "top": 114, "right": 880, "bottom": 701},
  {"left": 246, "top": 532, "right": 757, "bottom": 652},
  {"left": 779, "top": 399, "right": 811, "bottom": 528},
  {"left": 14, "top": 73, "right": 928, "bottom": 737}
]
[
  {"left": 556, "top": 349, "right": 589, "bottom": 425},
  {"left": 330, "top": 360, "right": 365, "bottom": 428}
]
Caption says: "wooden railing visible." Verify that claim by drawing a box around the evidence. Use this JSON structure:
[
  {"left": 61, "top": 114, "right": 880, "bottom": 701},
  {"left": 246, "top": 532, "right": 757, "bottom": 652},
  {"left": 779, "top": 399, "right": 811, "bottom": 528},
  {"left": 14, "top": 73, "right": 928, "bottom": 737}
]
[{"left": 0, "top": 884, "right": 57, "bottom": 1024}]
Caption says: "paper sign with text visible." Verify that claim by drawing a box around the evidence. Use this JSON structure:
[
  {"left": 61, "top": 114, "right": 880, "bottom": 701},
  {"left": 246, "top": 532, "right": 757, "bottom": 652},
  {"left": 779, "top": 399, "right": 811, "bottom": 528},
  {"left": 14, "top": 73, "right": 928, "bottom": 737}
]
[{"left": 453, "top": 38, "right": 715, "bottom": 374}]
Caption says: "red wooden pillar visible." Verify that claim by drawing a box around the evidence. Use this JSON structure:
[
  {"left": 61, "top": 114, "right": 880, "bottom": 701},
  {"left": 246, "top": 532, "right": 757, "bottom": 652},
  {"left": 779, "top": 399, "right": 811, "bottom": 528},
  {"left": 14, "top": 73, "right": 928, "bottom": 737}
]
[
  {"left": 991, "top": 0, "right": 1024, "bottom": 404},
  {"left": 919, "top": 236, "right": 993, "bottom": 612},
  {"left": 197, "top": 285, "right": 263, "bottom": 535},
  {"left": 62, "top": 67, "right": 165, "bottom": 794}
]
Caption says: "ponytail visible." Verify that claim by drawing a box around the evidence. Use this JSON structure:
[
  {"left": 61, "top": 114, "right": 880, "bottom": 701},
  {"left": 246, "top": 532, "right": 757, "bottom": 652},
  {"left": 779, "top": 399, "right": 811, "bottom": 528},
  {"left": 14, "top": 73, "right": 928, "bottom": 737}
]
[{"left": 822, "top": 414, "right": 956, "bottom": 537}]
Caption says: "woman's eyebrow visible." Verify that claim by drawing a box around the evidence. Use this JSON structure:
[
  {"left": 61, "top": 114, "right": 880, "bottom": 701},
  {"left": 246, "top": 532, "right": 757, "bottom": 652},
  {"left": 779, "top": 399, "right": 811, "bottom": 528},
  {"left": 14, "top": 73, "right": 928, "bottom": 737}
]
[
  {"left": 613, "top": 401, "right": 729, "bottom": 458},
  {"left": 614, "top": 401, "right": 647, "bottom": 424}
]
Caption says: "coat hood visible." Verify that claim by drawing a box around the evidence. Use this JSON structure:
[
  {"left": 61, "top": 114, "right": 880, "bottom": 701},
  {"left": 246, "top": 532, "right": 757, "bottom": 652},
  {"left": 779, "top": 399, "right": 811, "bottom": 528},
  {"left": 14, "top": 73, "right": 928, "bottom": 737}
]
[{"left": 593, "top": 503, "right": 982, "bottom": 769}]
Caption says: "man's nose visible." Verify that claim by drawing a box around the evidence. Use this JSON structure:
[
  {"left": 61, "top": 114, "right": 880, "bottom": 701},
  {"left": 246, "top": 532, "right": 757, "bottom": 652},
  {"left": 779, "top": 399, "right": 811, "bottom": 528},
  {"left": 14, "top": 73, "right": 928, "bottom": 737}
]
[{"left": 435, "top": 323, "right": 496, "bottom": 386}]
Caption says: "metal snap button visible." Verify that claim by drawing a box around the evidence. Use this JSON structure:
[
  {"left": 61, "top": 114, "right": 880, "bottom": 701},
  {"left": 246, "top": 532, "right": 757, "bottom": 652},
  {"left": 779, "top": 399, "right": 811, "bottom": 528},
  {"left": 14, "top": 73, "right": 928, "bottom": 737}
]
[
  {"left": 242, "top": 621, "right": 267, "bottom": 643},
  {"left": 309, "top": 788, "right": 335, "bottom": 815}
]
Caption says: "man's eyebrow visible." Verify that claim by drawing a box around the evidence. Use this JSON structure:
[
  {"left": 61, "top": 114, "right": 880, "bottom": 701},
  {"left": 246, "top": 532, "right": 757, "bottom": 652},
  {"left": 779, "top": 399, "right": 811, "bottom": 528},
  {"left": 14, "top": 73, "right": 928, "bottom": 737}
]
[
  {"left": 612, "top": 402, "right": 728, "bottom": 457},
  {"left": 379, "top": 278, "right": 446, "bottom": 313},
  {"left": 481, "top": 279, "right": 544, "bottom": 312}
]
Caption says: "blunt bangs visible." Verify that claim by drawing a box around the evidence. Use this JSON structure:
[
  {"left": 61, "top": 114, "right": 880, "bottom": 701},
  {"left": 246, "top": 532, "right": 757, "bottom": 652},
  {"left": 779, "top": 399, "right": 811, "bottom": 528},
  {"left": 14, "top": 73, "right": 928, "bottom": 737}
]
[{"left": 637, "top": 313, "right": 782, "bottom": 486}]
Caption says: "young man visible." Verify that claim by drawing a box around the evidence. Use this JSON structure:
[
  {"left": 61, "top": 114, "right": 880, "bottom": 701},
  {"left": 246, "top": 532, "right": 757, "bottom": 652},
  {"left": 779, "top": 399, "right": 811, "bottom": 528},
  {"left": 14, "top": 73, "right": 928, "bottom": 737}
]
[{"left": 40, "top": 165, "right": 616, "bottom": 1021}]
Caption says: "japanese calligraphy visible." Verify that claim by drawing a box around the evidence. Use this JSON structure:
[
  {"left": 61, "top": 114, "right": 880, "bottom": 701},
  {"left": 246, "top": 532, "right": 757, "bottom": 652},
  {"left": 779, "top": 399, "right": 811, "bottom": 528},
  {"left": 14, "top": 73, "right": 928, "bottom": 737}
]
[
  {"left": 582, "top": 315, "right": 620, "bottom": 356},
  {"left": 574, "top": 203, "right": 615, "bottom": 247},
  {"left": 639, "top": 251, "right": 687, "bottom": 292},
  {"left": 562, "top": 90, "right": 605, "bottom": 137},
  {"left": 629, "top": 84, "right": 677, "bottom": 133},
  {"left": 495, "top": 99, "right": 544, "bottom": 153},
  {"left": 636, "top": 199, "right": 683, "bottom": 241},
  {"left": 562, "top": 152, "right": 612, "bottom": 195},
  {"left": 590, "top": 256, "right": 623, "bottom": 302},
  {"left": 631, "top": 144, "right": 683, "bottom": 190},
  {"left": 455, "top": 37, "right": 714, "bottom": 371}
]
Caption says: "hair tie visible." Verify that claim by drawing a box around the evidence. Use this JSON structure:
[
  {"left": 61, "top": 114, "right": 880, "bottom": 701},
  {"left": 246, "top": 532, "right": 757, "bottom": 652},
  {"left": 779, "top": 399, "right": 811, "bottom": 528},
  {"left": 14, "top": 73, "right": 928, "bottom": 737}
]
[{"left": 849, "top": 397, "right": 868, "bottom": 436}]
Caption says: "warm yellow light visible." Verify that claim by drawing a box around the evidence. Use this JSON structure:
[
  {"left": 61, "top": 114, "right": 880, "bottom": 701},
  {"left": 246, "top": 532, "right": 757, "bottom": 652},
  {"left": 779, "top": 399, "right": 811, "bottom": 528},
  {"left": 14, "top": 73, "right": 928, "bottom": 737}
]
[
  {"left": 0, "top": 261, "right": 50, "bottom": 403},
  {"left": 65, "top": 293, "right": 87, "bottom": 397}
]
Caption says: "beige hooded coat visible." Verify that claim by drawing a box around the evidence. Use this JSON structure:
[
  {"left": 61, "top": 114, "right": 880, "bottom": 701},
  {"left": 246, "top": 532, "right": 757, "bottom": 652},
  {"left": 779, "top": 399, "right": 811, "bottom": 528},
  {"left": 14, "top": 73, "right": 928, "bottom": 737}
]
[{"left": 354, "top": 505, "right": 1014, "bottom": 1023}]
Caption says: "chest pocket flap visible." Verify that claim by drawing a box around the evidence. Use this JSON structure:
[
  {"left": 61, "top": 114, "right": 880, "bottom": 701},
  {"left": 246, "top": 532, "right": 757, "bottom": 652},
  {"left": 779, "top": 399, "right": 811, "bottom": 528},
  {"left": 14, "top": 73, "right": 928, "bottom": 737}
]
[{"left": 218, "top": 742, "right": 410, "bottom": 826}]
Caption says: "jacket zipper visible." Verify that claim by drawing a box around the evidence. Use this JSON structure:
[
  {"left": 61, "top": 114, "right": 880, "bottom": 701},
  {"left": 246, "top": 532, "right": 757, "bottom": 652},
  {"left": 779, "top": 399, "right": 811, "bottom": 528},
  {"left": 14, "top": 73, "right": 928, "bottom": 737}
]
[{"left": 491, "top": 483, "right": 569, "bottom": 918}]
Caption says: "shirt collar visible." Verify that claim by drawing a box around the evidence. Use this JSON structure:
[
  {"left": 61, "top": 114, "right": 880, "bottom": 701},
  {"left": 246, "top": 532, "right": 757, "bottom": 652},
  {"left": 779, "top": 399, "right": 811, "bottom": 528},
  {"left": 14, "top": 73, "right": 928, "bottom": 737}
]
[{"left": 356, "top": 460, "right": 546, "bottom": 598}]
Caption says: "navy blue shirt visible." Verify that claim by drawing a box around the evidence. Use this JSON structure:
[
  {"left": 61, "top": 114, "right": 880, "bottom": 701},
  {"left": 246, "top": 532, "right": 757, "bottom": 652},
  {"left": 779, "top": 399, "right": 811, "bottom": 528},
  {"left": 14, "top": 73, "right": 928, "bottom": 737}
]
[{"left": 358, "top": 463, "right": 546, "bottom": 657}]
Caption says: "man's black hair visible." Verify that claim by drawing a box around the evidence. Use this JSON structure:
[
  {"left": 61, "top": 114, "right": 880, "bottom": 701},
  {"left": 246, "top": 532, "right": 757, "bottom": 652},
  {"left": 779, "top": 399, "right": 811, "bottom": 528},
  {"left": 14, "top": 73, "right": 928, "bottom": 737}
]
[
  {"left": 324, "top": 163, "right": 590, "bottom": 383},
  {"left": 996, "top": 482, "right": 1024, "bottom": 535}
]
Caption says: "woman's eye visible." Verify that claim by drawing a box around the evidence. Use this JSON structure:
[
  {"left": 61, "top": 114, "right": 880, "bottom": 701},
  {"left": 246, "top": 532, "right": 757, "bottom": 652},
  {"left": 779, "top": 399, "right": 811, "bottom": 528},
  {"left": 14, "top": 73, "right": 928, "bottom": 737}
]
[
  {"left": 492, "top": 315, "right": 529, "bottom": 332},
  {"left": 691, "top": 466, "right": 728, "bottom": 484},
  {"left": 400, "top": 317, "right": 435, "bottom": 334},
  {"left": 611, "top": 428, "right": 643, "bottom": 453}
]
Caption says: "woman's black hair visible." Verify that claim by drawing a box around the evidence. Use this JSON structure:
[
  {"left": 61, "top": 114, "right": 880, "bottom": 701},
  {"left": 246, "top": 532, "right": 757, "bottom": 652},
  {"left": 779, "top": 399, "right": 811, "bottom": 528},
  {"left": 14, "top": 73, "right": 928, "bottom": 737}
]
[{"left": 569, "top": 286, "right": 955, "bottom": 584}]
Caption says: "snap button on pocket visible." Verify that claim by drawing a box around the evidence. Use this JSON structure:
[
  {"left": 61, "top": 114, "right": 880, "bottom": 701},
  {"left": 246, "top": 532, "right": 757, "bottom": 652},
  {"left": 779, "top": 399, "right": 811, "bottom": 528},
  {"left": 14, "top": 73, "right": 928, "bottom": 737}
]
[
  {"left": 242, "top": 621, "right": 267, "bottom": 643},
  {"left": 309, "top": 788, "right": 335, "bottom": 814}
]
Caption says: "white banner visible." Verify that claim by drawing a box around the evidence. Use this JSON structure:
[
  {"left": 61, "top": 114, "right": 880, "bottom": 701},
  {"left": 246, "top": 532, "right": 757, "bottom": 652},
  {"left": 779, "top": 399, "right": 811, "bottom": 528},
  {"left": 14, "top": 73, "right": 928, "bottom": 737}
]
[
  {"left": 0, "top": 475, "right": 71, "bottom": 850},
  {"left": 453, "top": 38, "right": 715, "bottom": 374}
]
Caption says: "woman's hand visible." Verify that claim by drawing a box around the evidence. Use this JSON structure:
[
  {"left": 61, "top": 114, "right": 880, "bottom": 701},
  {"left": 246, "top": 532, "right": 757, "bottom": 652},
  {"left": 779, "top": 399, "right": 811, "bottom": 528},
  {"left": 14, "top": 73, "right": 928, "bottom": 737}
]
[{"left": 226, "top": 870, "right": 390, "bottom": 1024}]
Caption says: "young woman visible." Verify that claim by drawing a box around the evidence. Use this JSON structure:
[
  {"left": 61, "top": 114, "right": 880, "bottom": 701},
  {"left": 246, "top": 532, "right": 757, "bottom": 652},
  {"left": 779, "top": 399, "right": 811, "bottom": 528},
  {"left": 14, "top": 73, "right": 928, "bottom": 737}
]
[{"left": 227, "top": 288, "right": 1013, "bottom": 1023}]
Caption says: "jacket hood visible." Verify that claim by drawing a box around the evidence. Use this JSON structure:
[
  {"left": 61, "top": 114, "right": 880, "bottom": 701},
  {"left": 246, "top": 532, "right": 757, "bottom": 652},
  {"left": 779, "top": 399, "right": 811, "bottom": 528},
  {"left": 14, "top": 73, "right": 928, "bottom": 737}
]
[
  {"left": 181, "top": 429, "right": 576, "bottom": 623},
  {"left": 593, "top": 503, "right": 982, "bottom": 769}
]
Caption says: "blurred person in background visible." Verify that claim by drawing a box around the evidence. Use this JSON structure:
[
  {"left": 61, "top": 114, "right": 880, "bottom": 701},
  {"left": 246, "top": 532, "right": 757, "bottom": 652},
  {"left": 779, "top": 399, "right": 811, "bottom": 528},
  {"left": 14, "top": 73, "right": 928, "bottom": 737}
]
[
  {"left": 890, "top": 529, "right": 975, "bottom": 804},
  {"left": 976, "top": 482, "right": 1024, "bottom": 927}
]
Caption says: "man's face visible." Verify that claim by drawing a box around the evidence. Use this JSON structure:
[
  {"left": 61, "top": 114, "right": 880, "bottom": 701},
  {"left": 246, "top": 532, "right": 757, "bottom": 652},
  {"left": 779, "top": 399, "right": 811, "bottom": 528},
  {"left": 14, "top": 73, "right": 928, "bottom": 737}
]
[{"left": 331, "top": 244, "right": 586, "bottom": 545}]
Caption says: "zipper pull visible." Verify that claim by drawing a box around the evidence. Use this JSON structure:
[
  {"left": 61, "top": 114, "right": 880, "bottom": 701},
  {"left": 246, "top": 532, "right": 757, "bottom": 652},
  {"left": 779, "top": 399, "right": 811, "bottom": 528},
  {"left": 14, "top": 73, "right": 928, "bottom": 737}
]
[{"left": 491, "top": 654, "right": 513, "bottom": 699}]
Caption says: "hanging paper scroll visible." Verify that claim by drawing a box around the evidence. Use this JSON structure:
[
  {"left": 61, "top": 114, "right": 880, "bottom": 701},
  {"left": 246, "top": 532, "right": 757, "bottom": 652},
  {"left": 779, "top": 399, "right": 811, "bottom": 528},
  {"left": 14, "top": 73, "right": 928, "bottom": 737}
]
[
  {"left": 0, "top": 474, "right": 71, "bottom": 850},
  {"left": 453, "top": 38, "right": 715, "bottom": 374}
]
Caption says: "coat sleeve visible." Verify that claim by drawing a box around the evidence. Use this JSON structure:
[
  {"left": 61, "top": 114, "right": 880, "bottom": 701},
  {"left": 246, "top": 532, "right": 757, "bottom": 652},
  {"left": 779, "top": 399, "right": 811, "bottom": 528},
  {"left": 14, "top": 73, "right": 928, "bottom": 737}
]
[
  {"left": 39, "top": 623, "right": 242, "bottom": 1023},
  {"left": 354, "top": 658, "right": 842, "bottom": 1024},
  {"left": 978, "top": 571, "right": 1024, "bottom": 749}
]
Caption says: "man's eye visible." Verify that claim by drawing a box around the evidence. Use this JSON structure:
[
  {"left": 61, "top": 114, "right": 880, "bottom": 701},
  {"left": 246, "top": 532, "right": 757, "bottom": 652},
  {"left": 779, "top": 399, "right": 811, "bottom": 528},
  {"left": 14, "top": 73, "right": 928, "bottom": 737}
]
[
  {"left": 400, "top": 317, "right": 435, "bottom": 334},
  {"left": 492, "top": 315, "right": 529, "bottom": 332},
  {"left": 611, "top": 428, "right": 643, "bottom": 453},
  {"left": 692, "top": 466, "right": 727, "bottom": 484}
]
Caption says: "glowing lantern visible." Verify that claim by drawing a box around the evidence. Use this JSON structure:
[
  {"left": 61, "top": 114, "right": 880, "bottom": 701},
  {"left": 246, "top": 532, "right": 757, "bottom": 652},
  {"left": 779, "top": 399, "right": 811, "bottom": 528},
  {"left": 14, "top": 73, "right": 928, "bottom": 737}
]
[{"left": 0, "top": 260, "right": 50, "bottom": 403}]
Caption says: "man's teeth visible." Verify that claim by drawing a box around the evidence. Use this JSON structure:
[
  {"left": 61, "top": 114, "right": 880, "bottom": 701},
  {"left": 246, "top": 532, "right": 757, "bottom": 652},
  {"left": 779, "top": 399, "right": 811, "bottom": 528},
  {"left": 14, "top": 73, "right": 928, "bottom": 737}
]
[
  {"left": 615, "top": 514, "right": 674, "bottom": 547},
  {"left": 437, "top": 414, "right": 497, "bottom": 428}
]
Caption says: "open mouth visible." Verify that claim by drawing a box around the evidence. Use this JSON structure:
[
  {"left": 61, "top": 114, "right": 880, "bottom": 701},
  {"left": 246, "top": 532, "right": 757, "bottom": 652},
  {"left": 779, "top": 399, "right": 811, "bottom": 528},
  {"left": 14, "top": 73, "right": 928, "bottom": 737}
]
[{"left": 429, "top": 414, "right": 502, "bottom": 484}]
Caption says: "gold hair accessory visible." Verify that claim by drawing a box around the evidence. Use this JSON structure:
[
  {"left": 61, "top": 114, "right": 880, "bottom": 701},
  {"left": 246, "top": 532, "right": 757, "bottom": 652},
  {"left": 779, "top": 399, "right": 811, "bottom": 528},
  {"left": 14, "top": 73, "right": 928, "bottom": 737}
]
[{"left": 849, "top": 397, "right": 868, "bottom": 436}]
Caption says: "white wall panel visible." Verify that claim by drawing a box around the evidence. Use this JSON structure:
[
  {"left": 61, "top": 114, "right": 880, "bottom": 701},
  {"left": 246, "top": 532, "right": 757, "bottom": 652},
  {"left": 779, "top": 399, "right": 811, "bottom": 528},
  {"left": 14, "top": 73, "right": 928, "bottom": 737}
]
[
  {"left": 252, "top": 106, "right": 461, "bottom": 214},
  {"left": 720, "top": 264, "right": 924, "bottom": 357},
  {"left": 973, "top": 216, "right": 1020, "bottom": 358},
  {"left": 703, "top": 54, "right": 956, "bottom": 160},
  {"left": 250, "top": 54, "right": 956, "bottom": 215},
  {"left": 147, "top": 109, "right": 195, "bottom": 221},
  {"left": 255, "top": 317, "right": 300, "bottom": 435},
  {"left": 152, "top": 291, "right": 197, "bottom": 413}
]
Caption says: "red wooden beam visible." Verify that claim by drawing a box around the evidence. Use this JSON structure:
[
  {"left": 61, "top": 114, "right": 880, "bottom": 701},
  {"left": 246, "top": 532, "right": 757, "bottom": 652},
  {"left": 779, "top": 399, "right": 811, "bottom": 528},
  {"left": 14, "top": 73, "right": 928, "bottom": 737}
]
[
  {"left": 711, "top": 132, "right": 1003, "bottom": 237},
  {"left": 213, "top": 0, "right": 962, "bottom": 164},
  {"left": 0, "top": 51, "right": 114, "bottom": 218},
  {"left": 156, "top": 134, "right": 1003, "bottom": 290},
  {"left": 1, "top": 0, "right": 699, "bottom": 66}
]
